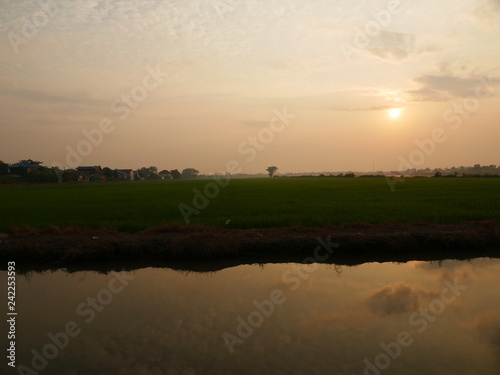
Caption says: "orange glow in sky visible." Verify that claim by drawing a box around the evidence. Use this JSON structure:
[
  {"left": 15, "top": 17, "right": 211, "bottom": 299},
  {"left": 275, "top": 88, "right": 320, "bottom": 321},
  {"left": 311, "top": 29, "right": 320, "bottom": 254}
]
[{"left": 0, "top": 0, "right": 499, "bottom": 173}]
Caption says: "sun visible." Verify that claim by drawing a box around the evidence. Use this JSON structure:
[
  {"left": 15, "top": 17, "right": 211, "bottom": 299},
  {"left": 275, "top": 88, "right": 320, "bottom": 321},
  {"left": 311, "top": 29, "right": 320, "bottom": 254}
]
[{"left": 389, "top": 108, "right": 402, "bottom": 119}]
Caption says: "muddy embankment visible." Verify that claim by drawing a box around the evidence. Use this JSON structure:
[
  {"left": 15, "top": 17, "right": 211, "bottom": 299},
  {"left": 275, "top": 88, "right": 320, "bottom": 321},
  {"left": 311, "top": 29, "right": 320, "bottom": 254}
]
[{"left": 1, "top": 221, "right": 499, "bottom": 274}]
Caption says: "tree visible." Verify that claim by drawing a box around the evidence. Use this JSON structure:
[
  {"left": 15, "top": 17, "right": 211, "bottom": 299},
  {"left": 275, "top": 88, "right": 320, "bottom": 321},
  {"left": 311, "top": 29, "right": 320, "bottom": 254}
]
[
  {"left": 266, "top": 166, "right": 278, "bottom": 178},
  {"left": 159, "top": 170, "right": 172, "bottom": 179},
  {"left": 51, "top": 166, "right": 64, "bottom": 183},
  {"left": 170, "top": 169, "right": 181, "bottom": 180},
  {"left": 102, "top": 167, "right": 113, "bottom": 179},
  {"left": 19, "top": 159, "right": 42, "bottom": 165},
  {"left": 102, "top": 167, "right": 119, "bottom": 180},
  {"left": 181, "top": 168, "right": 199, "bottom": 179},
  {"left": 138, "top": 166, "right": 161, "bottom": 180},
  {"left": 27, "top": 168, "right": 57, "bottom": 183},
  {"left": 0, "top": 160, "right": 8, "bottom": 176},
  {"left": 62, "top": 170, "right": 78, "bottom": 182}
]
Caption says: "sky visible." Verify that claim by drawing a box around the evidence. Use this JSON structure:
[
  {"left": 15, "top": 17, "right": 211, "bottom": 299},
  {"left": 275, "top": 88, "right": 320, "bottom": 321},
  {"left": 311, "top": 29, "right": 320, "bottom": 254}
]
[{"left": 0, "top": 0, "right": 499, "bottom": 174}]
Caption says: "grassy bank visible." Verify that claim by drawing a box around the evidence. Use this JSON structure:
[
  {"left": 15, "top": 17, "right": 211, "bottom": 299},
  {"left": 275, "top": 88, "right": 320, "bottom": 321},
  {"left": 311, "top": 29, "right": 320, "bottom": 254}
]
[
  {"left": 0, "top": 177, "right": 499, "bottom": 232},
  {"left": 1, "top": 221, "right": 500, "bottom": 272}
]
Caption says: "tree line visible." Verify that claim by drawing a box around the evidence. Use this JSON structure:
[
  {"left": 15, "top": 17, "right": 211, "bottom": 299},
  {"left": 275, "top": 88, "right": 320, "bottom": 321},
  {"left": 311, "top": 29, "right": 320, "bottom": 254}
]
[
  {"left": 1, "top": 158, "right": 498, "bottom": 184},
  {"left": 0, "top": 159, "right": 201, "bottom": 184}
]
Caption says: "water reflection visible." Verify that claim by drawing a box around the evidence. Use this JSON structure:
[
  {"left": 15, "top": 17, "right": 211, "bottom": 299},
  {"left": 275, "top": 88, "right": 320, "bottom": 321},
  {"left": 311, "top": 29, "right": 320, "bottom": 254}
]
[{"left": 1, "top": 258, "right": 500, "bottom": 374}]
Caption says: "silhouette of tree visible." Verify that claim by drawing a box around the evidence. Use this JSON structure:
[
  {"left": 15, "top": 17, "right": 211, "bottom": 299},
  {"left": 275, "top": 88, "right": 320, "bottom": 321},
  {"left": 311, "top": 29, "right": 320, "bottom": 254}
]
[
  {"left": 170, "top": 169, "right": 181, "bottom": 179},
  {"left": 138, "top": 166, "right": 161, "bottom": 180},
  {"left": 181, "top": 168, "right": 199, "bottom": 179},
  {"left": 266, "top": 166, "right": 278, "bottom": 177},
  {"left": 27, "top": 168, "right": 57, "bottom": 183},
  {"left": 0, "top": 160, "right": 8, "bottom": 175},
  {"left": 19, "top": 159, "right": 42, "bottom": 165},
  {"left": 103, "top": 167, "right": 119, "bottom": 180}
]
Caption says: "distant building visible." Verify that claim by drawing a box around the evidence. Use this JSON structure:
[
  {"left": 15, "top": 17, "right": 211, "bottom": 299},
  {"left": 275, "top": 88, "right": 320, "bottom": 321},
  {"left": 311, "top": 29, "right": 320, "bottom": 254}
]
[
  {"left": 8, "top": 162, "right": 40, "bottom": 176},
  {"left": 115, "top": 169, "right": 135, "bottom": 180},
  {"left": 76, "top": 166, "right": 103, "bottom": 182},
  {"left": 77, "top": 166, "right": 102, "bottom": 175}
]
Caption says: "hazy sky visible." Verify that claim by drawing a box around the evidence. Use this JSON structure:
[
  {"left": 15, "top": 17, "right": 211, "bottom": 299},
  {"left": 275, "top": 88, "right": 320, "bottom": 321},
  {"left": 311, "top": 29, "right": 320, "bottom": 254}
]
[{"left": 0, "top": 0, "right": 499, "bottom": 173}]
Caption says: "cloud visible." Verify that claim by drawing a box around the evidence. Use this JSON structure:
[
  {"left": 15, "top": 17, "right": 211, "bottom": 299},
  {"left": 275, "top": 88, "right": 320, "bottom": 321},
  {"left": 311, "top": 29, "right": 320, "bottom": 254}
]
[
  {"left": 366, "top": 283, "right": 438, "bottom": 316},
  {"left": 417, "top": 75, "right": 478, "bottom": 96},
  {"left": 465, "top": 310, "right": 500, "bottom": 347},
  {"left": 406, "top": 86, "right": 449, "bottom": 102},
  {"left": 435, "top": 61, "right": 473, "bottom": 74},
  {"left": 359, "top": 31, "right": 441, "bottom": 62},
  {"left": 364, "top": 30, "right": 417, "bottom": 62},
  {"left": 325, "top": 105, "right": 394, "bottom": 112},
  {"left": 1, "top": 87, "right": 102, "bottom": 106},
  {"left": 406, "top": 73, "right": 500, "bottom": 102},
  {"left": 474, "top": 0, "right": 500, "bottom": 28},
  {"left": 412, "top": 260, "right": 477, "bottom": 284},
  {"left": 312, "top": 311, "right": 371, "bottom": 329}
]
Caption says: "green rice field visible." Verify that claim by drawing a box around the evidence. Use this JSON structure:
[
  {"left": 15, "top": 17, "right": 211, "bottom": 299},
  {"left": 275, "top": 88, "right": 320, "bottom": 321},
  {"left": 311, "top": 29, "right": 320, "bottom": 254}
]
[{"left": 0, "top": 177, "right": 499, "bottom": 232}]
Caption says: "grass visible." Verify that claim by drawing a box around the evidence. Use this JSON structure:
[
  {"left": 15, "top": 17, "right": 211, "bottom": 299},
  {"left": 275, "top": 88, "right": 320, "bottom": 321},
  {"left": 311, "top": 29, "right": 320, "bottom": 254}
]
[{"left": 0, "top": 177, "right": 499, "bottom": 232}]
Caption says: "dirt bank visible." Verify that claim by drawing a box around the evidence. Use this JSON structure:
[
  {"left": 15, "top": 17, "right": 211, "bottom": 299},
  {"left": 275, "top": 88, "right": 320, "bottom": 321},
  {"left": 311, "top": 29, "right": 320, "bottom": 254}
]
[{"left": 1, "top": 221, "right": 499, "bottom": 273}]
